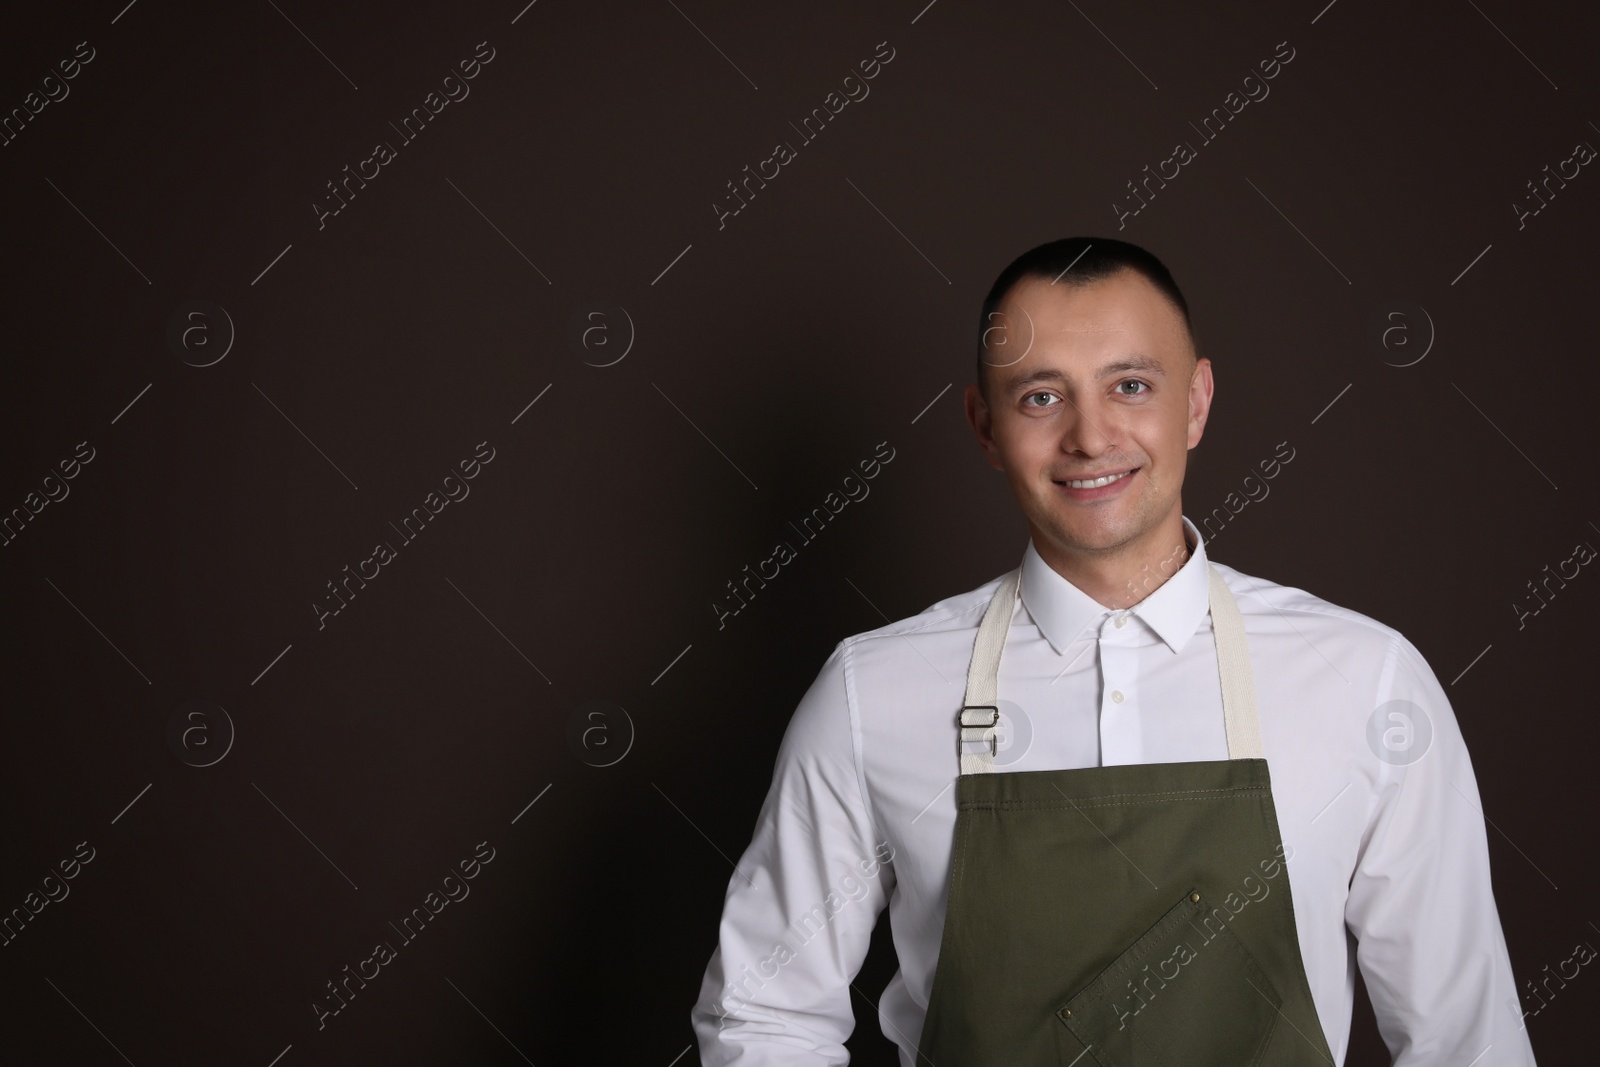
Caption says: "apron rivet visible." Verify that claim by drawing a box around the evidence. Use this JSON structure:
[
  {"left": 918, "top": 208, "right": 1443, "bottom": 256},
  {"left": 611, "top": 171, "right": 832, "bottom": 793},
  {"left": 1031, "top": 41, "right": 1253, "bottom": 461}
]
[{"left": 1189, "top": 891, "right": 1201, "bottom": 903}]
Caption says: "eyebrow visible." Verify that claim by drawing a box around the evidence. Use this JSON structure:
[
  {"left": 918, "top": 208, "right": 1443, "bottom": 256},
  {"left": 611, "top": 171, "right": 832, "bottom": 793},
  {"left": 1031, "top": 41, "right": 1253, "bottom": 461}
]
[{"left": 1000, "top": 354, "right": 1168, "bottom": 394}]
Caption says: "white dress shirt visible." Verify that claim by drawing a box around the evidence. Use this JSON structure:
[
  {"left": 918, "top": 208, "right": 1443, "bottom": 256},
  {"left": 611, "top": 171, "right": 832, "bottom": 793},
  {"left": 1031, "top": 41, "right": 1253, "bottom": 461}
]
[{"left": 692, "top": 516, "right": 1537, "bottom": 1065}]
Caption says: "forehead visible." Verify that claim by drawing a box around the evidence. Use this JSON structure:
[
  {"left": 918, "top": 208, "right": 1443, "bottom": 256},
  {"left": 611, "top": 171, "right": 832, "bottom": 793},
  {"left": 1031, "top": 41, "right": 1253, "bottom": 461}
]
[
  {"left": 984, "top": 271, "right": 1192, "bottom": 392},
  {"left": 995, "top": 270, "right": 1189, "bottom": 354}
]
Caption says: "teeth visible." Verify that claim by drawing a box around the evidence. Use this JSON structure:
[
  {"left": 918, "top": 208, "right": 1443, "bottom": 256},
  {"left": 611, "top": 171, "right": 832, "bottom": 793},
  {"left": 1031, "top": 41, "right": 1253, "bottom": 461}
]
[{"left": 1062, "top": 470, "right": 1131, "bottom": 489}]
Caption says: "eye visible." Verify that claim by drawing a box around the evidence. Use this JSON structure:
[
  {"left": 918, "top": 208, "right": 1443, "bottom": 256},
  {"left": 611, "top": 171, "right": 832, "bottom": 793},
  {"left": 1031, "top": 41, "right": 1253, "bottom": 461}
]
[
  {"left": 1023, "top": 392, "right": 1059, "bottom": 409},
  {"left": 1117, "top": 379, "right": 1151, "bottom": 396}
]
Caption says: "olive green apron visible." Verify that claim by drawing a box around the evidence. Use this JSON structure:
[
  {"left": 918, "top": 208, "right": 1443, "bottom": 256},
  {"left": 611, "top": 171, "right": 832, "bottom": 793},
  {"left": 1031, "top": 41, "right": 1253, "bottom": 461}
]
[{"left": 916, "top": 563, "right": 1335, "bottom": 1066}]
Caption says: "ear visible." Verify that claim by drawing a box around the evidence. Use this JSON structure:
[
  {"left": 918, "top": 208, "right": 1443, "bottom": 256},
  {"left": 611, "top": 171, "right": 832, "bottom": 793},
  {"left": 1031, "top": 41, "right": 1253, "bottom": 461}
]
[
  {"left": 1186, "top": 358, "right": 1214, "bottom": 450},
  {"left": 964, "top": 384, "right": 1005, "bottom": 471}
]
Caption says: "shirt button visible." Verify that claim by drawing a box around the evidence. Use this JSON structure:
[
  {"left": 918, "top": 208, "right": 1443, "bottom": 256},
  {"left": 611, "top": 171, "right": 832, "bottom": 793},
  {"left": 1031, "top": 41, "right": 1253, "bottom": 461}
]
[
  {"left": 1114, "top": 614, "right": 1128, "bottom": 629},
  {"left": 1111, "top": 690, "right": 1125, "bottom": 704}
]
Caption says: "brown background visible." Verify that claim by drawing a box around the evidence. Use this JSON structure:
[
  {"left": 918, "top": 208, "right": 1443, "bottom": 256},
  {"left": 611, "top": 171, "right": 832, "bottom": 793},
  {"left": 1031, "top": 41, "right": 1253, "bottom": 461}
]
[{"left": 0, "top": 0, "right": 1593, "bottom": 1063}]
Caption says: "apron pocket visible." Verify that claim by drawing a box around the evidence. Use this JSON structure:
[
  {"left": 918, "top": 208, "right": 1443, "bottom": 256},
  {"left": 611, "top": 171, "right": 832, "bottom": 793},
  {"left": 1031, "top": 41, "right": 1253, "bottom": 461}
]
[{"left": 1054, "top": 888, "right": 1282, "bottom": 1067}]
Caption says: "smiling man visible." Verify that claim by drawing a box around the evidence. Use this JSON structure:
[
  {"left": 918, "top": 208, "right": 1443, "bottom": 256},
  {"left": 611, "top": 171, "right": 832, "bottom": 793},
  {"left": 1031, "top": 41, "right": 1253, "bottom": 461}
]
[
  {"left": 973, "top": 261, "right": 1203, "bottom": 611},
  {"left": 692, "top": 238, "right": 1536, "bottom": 1066}
]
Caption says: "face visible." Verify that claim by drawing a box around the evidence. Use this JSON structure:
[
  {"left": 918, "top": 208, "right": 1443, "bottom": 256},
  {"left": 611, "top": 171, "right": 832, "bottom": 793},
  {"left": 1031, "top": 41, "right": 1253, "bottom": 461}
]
[{"left": 965, "top": 269, "right": 1213, "bottom": 567}]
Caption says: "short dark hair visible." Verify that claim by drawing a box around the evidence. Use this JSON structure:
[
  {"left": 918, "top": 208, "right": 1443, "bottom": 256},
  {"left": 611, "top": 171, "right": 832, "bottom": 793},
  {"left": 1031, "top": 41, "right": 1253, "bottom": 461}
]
[{"left": 975, "top": 237, "right": 1197, "bottom": 400}]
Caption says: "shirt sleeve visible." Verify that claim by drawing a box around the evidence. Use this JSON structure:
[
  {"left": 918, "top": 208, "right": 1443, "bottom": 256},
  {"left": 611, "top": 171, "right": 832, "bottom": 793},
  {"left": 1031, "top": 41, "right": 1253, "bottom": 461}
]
[
  {"left": 691, "top": 639, "right": 896, "bottom": 1065},
  {"left": 1344, "top": 631, "right": 1538, "bottom": 1064}
]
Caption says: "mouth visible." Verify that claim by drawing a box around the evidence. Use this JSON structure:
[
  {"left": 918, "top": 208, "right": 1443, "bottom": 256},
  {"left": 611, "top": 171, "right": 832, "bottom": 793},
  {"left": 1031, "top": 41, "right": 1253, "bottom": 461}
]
[
  {"left": 1055, "top": 468, "right": 1137, "bottom": 489},
  {"left": 1053, "top": 467, "right": 1139, "bottom": 500}
]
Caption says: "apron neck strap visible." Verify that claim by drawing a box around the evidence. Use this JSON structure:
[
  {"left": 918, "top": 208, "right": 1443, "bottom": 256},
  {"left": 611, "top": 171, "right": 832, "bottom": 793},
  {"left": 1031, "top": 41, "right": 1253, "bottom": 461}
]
[
  {"left": 1207, "top": 563, "right": 1265, "bottom": 762},
  {"left": 958, "top": 561, "right": 1264, "bottom": 775}
]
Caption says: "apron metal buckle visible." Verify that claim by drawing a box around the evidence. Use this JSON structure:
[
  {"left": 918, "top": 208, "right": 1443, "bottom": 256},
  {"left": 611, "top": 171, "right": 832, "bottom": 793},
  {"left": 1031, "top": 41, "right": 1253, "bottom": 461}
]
[{"left": 959, "top": 704, "right": 1000, "bottom": 727}]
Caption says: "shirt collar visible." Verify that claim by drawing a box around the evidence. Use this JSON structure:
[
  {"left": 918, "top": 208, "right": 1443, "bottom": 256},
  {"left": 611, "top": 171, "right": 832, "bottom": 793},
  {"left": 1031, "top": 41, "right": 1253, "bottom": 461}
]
[{"left": 1018, "top": 515, "right": 1211, "bottom": 656}]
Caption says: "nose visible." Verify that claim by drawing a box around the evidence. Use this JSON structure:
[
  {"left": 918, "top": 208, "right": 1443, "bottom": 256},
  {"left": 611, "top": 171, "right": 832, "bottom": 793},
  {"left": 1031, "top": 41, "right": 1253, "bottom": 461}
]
[{"left": 1056, "top": 393, "right": 1115, "bottom": 457}]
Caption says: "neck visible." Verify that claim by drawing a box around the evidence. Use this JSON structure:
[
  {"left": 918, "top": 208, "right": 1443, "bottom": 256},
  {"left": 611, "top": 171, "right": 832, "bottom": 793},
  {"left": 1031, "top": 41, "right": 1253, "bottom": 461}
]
[{"left": 1033, "top": 518, "right": 1193, "bottom": 610}]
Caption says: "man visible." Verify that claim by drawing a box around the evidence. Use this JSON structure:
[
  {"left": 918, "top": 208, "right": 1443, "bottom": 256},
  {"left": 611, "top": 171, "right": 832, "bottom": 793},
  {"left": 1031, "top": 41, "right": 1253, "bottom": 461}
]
[{"left": 691, "top": 238, "right": 1536, "bottom": 1065}]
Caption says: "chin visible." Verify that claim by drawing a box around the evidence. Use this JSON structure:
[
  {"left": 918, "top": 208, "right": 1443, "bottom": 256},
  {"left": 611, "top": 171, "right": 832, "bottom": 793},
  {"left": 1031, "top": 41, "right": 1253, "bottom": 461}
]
[{"left": 1047, "top": 513, "right": 1141, "bottom": 549}]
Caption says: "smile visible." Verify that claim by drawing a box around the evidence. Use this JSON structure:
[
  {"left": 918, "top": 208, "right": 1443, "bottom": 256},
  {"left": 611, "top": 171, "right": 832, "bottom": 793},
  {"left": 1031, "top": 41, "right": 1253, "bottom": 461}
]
[{"left": 1058, "top": 469, "right": 1135, "bottom": 489}]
